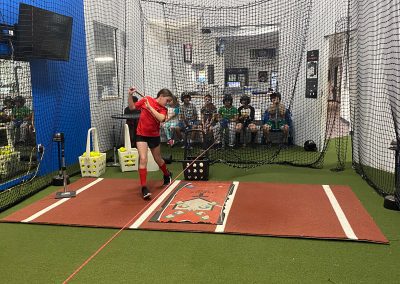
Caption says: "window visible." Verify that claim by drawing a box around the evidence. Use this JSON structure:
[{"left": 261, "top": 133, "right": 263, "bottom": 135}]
[
  {"left": 93, "top": 22, "right": 119, "bottom": 99},
  {"left": 250, "top": 48, "right": 276, "bottom": 59},
  {"left": 225, "top": 68, "right": 249, "bottom": 87}
]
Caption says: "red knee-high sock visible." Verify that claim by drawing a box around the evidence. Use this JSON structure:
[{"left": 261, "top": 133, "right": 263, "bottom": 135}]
[
  {"left": 159, "top": 163, "right": 169, "bottom": 176},
  {"left": 139, "top": 168, "right": 147, "bottom": 187}
]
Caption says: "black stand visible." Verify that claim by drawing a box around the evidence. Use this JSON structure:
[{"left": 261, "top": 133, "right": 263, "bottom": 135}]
[
  {"left": 384, "top": 139, "right": 400, "bottom": 210},
  {"left": 162, "top": 154, "right": 173, "bottom": 164},
  {"left": 53, "top": 133, "right": 75, "bottom": 199},
  {"left": 107, "top": 124, "right": 120, "bottom": 167},
  {"left": 53, "top": 133, "right": 70, "bottom": 186}
]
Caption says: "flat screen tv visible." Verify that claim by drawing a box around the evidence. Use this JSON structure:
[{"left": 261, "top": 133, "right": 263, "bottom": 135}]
[
  {"left": 227, "top": 81, "right": 241, "bottom": 88},
  {"left": 15, "top": 3, "right": 73, "bottom": 61}
]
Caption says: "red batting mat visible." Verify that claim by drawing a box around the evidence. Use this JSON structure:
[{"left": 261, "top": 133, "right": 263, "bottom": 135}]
[
  {"left": 1, "top": 178, "right": 167, "bottom": 228},
  {"left": 1, "top": 179, "right": 388, "bottom": 244}
]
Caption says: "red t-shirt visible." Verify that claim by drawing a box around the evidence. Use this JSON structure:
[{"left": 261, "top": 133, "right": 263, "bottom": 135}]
[{"left": 135, "top": 96, "right": 167, "bottom": 137}]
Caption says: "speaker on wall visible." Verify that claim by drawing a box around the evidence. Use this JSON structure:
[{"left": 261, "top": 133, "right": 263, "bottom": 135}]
[{"left": 207, "top": 65, "right": 214, "bottom": 85}]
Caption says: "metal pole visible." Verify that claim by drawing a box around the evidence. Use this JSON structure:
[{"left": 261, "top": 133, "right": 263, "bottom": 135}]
[
  {"left": 55, "top": 133, "right": 75, "bottom": 199},
  {"left": 384, "top": 139, "right": 400, "bottom": 210}
]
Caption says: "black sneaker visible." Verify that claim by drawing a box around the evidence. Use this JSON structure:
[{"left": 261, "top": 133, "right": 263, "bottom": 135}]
[
  {"left": 163, "top": 171, "right": 173, "bottom": 186},
  {"left": 141, "top": 186, "right": 151, "bottom": 199}
]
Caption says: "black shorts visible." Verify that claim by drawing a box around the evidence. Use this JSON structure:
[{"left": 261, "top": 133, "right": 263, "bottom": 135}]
[{"left": 136, "top": 135, "right": 161, "bottom": 149}]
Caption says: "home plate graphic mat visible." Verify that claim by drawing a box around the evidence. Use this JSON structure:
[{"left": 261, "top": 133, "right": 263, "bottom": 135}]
[{"left": 150, "top": 181, "right": 234, "bottom": 224}]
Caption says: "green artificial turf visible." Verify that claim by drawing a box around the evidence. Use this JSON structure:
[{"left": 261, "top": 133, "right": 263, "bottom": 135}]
[{"left": 1, "top": 141, "right": 400, "bottom": 283}]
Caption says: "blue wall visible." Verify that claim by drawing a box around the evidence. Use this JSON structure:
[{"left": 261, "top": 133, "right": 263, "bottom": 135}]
[{"left": 3, "top": 1, "right": 90, "bottom": 175}]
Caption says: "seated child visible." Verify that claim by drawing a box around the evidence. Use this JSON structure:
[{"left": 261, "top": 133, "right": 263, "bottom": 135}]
[
  {"left": 200, "top": 94, "right": 220, "bottom": 145},
  {"left": 162, "top": 95, "right": 180, "bottom": 146},
  {"left": 177, "top": 92, "right": 199, "bottom": 146},
  {"left": 236, "top": 95, "right": 257, "bottom": 147},
  {"left": 218, "top": 94, "right": 238, "bottom": 147},
  {"left": 0, "top": 96, "right": 14, "bottom": 123},
  {"left": 11, "top": 96, "right": 34, "bottom": 145},
  {"left": 262, "top": 92, "right": 289, "bottom": 144}
]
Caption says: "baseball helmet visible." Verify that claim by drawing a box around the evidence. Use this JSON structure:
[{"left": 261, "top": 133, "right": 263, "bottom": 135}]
[
  {"left": 3, "top": 96, "right": 15, "bottom": 107},
  {"left": 304, "top": 140, "right": 317, "bottom": 151},
  {"left": 240, "top": 95, "right": 250, "bottom": 105},
  {"left": 270, "top": 92, "right": 281, "bottom": 102},
  {"left": 180, "top": 92, "right": 191, "bottom": 102},
  {"left": 14, "top": 96, "right": 26, "bottom": 105},
  {"left": 222, "top": 94, "right": 233, "bottom": 104}
]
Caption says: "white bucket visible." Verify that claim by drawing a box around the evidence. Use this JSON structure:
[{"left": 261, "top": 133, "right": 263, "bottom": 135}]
[
  {"left": 147, "top": 148, "right": 159, "bottom": 172},
  {"left": 79, "top": 127, "right": 106, "bottom": 177}
]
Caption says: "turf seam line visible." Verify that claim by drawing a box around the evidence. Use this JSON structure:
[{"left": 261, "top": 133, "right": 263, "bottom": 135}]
[
  {"left": 215, "top": 181, "right": 239, "bottom": 233},
  {"left": 21, "top": 178, "right": 104, "bottom": 223},
  {"left": 322, "top": 184, "right": 358, "bottom": 240},
  {"left": 129, "top": 180, "right": 181, "bottom": 229}
]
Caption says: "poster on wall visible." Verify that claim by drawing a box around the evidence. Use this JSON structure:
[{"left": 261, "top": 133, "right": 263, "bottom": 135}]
[
  {"left": 258, "top": 71, "right": 268, "bottom": 82},
  {"left": 270, "top": 71, "right": 278, "bottom": 90},
  {"left": 183, "top": 43, "right": 192, "bottom": 63},
  {"left": 305, "top": 50, "right": 319, "bottom": 98}
]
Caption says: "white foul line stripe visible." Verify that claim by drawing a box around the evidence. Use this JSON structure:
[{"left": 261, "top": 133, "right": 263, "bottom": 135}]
[
  {"left": 322, "top": 185, "right": 358, "bottom": 240},
  {"left": 21, "top": 178, "right": 104, "bottom": 223},
  {"left": 215, "top": 181, "right": 239, "bottom": 233},
  {"left": 129, "top": 180, "right": 181, "bottom": 229}
]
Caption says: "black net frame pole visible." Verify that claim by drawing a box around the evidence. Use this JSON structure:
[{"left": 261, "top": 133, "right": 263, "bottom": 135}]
[
  {"left": 383, "top": 139, "right": 400, "bottom": 210},
  {"left": 395, "top": 142, "right": 400, "bottom": 208},
  {"left": 57, "top": 141, "right": 62, "bottom": 176},
  {"left": 54, "top": 133, "right": 74, "bottom": 199}
]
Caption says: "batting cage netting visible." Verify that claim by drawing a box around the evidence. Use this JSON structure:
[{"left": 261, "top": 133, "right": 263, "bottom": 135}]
[{"left": 0, "top": 0, "right": 399, "bottom": 210}]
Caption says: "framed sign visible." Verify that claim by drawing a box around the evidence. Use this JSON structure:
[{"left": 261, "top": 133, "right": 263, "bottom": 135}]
[
  {"left": 305, "top": 50, "right": 319, "bottom": 99},
  {"left": 270, "top": 71, "right": 278, "bottom": 90},
  {"left": 183, "top": 43, "right": 192, "bottom": 63},
  {"left": 258, "top": 71, "right": 268, "bottom": 82}
]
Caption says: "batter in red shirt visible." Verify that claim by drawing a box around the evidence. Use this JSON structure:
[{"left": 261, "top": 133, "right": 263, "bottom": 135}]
[{"left": 128, "top": 87, "right": 173, "bottom": 199}]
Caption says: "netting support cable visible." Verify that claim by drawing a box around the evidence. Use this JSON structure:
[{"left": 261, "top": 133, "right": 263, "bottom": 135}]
[
  {"left": 121, "top": 0, "right": 128, "bottom": 113},
  {"left": 288, "top": 0, "right": 313, "bottom": 112},
  {"left": 141, "top": 0, "right": 274, "bottom": 11},
  {"left": 139, "top": 1, "right": 147, "bottom": 93},
  {"left": 162, "top": 3, "right": 177, "bottom": 93}
]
